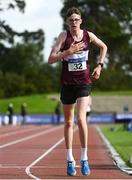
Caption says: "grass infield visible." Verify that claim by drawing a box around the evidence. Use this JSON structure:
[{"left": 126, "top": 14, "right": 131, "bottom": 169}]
[
  {"left": 0, "top": 90, "right": 131, "bottom": 114},
  {"left": 0, "top": 94, "right": 59, "bottom": 114},
  {"left": 101, "top": 124, "right": 132, "bottom": 168}
]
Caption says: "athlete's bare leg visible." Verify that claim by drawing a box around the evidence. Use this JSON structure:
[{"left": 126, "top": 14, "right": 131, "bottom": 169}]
[
  {"left": 63, "top": 104, "right": 75, "bottom": 149},
  {"left": 76, "top": 96, "right": 89, "bottom": 148}
]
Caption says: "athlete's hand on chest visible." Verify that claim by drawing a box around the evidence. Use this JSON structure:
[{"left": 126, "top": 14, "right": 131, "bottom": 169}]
[{"left": 68, "top": 41, "right": 85, "bottom": 54}]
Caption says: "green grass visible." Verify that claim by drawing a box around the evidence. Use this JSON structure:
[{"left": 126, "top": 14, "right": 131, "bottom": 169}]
[
  {"left": 0, "top": 90, "right": 131, "bottom": 114},
  {"left": 0, "top": 94, "right": 59, "bottom": 114},
  {"left": 101, "top": 124, "right": 132, "bottom": 167}
]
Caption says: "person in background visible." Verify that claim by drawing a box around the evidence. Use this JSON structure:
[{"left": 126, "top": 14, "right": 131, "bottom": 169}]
[
  {"left": 20, "top": 103, "right": 27, "bottom": 125},
  {"left": 48, "top": 7, "right": 107, "bottom": 176},
  {"left": 7, "top": 103, "right": 14, "bottom": 125},
  {"left": 55, "top": 101, "right": 61, "bottom": 125}
]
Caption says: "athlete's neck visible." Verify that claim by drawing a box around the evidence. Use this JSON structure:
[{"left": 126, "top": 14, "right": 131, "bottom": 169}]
[{"left": 70, "top": 29, "right": 83, "bottom": 42}]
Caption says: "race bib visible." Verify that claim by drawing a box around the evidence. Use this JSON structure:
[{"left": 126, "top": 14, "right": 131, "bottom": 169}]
[
  {"left": 65, "top": 50, "right": 88, "bottom": 71},
  {"left": 68, "top": 61, "right": 87, "bottom": 71}
]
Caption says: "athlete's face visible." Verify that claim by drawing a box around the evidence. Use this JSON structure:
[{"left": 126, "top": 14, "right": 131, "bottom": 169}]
[{"left": 67, "top": 13, "right": 82, "bottom": 31}]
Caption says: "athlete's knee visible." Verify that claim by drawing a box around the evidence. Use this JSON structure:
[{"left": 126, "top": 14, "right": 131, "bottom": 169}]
[
  {"left": 77, "top": 117, "right": 86, "bottom": 127},
  {"left": 65, "top": 120, "right": 73, "bottom": 128},
  {"left": 77, "top": 117, "right": 82, "bottom": 126}
]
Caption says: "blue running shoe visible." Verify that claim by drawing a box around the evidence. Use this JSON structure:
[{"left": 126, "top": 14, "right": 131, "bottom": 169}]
[
  {"left": 81, "top": 160, "right": 90, "bottom": 176},
  {"left": 67, "top": 161, "right": 76, "bottom": 176}
]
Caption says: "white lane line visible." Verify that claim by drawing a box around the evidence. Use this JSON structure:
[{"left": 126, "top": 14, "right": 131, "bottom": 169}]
[
  {"left": 25, "top": 126, "right": 78, "bottom": 180},
  {"left": 96, "top": 126, "right": 132, "bottom": 175},
  {"left": 0, "top": 126, "right": 62, "bottom": 149},
  {"left": 0, "top": 125, "right": 48, "bottom": 138},
  {"left": 25, "top": 137, "right": 64, "bottom": 180}
]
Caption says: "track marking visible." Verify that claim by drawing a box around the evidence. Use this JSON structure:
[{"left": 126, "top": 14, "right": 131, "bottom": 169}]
[
  {"left": 96, "top": 126, "right": 132, "bottom": 175},
  {"left": 0, "top": 125, "right": 48, "bottom": 138},
  {"left": 0, "top": 125, "right": 62, "bottom": 149},
  {"left": 26, "top": 138, "right": 64, "bottom": 179},
  {"left": 25, "top": 126, "right": 78, "bottom": 180}
]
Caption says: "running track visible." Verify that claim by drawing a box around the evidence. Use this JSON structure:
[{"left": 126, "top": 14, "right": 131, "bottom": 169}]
[{"left": 0, "top": 124, "right": 131, "bottom": 179}]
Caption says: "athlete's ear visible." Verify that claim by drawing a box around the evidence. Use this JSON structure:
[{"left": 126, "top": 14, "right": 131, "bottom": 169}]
[{"left": 80, "top": 18, "right": 82, "bottom": 24}]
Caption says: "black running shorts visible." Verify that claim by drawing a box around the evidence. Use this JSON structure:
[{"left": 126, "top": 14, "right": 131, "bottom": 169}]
[{"left": 60, "top": 84, "right": 92, "bottom": 104}]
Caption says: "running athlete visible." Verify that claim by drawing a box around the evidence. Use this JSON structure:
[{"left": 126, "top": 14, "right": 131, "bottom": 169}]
[{"left": 48, "top": 7, "right": 107, "bottom": 176}]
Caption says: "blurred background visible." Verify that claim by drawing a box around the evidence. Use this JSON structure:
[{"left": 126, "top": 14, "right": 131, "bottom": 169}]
[
  {"left": 0, "top": 0, "right": 132, "bottom": 170},
  {"left": 0, "top": 0, "right": 132, "bottom": 125}
]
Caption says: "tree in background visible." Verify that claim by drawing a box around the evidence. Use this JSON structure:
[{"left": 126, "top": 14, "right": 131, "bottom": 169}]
[
  {"left": 0, "top": 0, "right": 26, "bottom": 47},
  {"left": 0, "top": 0, "right": 46, "bottom": 97}
]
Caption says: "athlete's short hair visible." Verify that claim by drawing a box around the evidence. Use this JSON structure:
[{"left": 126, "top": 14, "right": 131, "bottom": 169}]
[{"left": 66, "top": 7, "right": 81, "bottom": 18}]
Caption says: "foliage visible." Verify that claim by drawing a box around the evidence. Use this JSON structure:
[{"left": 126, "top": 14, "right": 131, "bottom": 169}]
[
  {"left": 0, "top": 0, "right": 47, "bottom": 98},
  {"left": 0, "top": 0, "right": 26, "bottom": 12},
  {"left": 0, "top": 0, "right": 26, "bottom": 45},
  {"left": 92, "top": 68, "right": 132, "bottom": 91}
]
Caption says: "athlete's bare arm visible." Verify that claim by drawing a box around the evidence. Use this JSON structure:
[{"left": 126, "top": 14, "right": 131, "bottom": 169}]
[
  {"left": 48, "top": 32, "right": 66, "bottom": 64},
  {"left": 48, "top": 32, "right": 86, "bottom": 64},
  {"left": 88, "top": 32, "right": 107, "bottom": 80}
]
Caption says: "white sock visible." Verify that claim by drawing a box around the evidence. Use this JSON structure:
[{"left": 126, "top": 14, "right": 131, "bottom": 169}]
[
  {"left": 81, "top": 148, "right": 88, "bottom": 161},
  {"left": 67, "top": 149, "right": 74, "bottom": 162}
]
